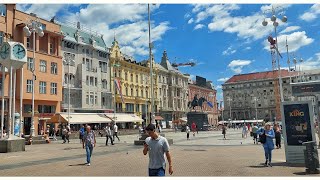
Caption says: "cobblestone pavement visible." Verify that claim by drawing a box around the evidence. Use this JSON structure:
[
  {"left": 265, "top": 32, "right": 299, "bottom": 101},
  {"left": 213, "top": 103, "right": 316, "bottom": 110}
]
[{"left": 0, "top": 130, "right": 319, "bottom": 176}]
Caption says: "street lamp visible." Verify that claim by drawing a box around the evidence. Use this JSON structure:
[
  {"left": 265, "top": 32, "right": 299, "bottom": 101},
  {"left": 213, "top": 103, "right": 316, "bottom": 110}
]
[
  {"left": 148, "top": 4, "right": 156, "bottom": 125},
  {"left": 227, "top": 97, "right": 232, "bottom": 123},
  {"left": 253, "top": 97, "right": 258, "bottom": 120},
  {"left": 262, "top": 6, "right": 287, "bottom": 102},
  {"left": 63, "top": 52, "right": 75, "bottom": 126},
  {"left": 23, "top": 17, "right": 44, "bottom": 137}
]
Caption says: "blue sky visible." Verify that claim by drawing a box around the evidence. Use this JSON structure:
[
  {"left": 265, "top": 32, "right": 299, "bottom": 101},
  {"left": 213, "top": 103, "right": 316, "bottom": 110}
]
[{"left": 16, "top": 4, "right": 320, "bottom": 101}]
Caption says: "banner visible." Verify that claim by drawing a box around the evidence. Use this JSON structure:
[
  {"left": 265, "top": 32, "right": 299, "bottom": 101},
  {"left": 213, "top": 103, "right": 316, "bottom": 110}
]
[
  {"left": 283, "top": 103, "right": 313, "bottom": 146},
  {"left": 114, "top": 79, "right": 124, "bottom": 104}
]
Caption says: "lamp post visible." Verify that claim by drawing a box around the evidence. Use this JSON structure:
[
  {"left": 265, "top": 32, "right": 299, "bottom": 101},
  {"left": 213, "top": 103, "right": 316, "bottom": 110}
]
[
  {"left": 253, "top": 97, "right": 258, "bottom": 120},
  {"left": 63, "top": 53, "right": 75, "bottom": 126},
  {"left": 227, "top": 97, "right": 232, "bottom": 123},
  {"left": 148, "top": 4, "right": 155, "bottom": 125},
  {"left": 262, "top": 6, "right": 287, "bottom": 103},
  {"left": 23, "top": 17, "right": 44, "bottom": 137}
]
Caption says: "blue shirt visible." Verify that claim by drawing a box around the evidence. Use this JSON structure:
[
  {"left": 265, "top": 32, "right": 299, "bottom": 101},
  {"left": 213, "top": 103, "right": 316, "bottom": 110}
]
[
  {"left": 257, "top": 128, "right": 275, "bottom": 149},
  {"left": 80, "top": 127, "right": 85, "bottom": 135}
]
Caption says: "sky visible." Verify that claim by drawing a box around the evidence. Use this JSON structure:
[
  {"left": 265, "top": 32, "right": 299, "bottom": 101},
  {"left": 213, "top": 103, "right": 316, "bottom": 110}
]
[{"left": 15, "top": 3, "right": 320, "bottom": 101}]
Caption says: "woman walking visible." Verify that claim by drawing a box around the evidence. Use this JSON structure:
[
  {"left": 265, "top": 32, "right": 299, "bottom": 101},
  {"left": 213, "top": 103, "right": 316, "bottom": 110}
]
[
  {"left": 222, "top": 124, "right": 226, "bottom": 140},
  {"left": 257, "top": 123, "right": 275, "bottom": 167},
  {"left": 274, "top": 124, "right": 281, "bottom": 149},
  {"left": 186, "top": 124, "right": 190, "bottom": 140}
]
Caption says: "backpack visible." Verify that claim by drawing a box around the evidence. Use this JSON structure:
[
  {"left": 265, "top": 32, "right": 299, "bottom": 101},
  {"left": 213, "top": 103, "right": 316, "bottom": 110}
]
[{"left": 259, "top": 130, "right": 267, "bottom": 144}]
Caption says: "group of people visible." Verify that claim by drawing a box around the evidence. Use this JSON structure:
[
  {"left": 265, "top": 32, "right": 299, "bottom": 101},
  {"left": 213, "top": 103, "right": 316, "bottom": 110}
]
[{"left": 185, "top": 122, "right": 198, "bottom": 140}]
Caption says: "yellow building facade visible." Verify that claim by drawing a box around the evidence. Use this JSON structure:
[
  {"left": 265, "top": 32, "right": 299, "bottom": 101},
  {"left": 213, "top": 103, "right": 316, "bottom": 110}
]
[{"left": 109, "top": 39, "right": 158, "bottom": 123}]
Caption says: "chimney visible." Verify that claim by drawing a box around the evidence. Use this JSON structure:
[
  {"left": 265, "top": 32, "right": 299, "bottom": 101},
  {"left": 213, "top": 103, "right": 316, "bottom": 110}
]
[
  {"left": 77, "top": 22, "right": 81, "bottom": 29},
  {"left": 30, "top": 13, "right": 37, "bottom": 17}
]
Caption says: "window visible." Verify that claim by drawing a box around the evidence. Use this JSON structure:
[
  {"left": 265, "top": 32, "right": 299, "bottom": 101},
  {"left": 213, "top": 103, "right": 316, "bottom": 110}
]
[
  {"left": 27, "top": 58, "right": 34, "bottom": 71},
  {"left": 86, "top": 76, "right": 89, "bottom": 85},
  {"left": 40, "top": 60, "right": 47, "bottom": 72},
  {"left": 39, "top": 81, "right": 46, "bottom": 94},
  {"left": 136, "top": 89, "right": 138, "bottom": 97},
  {"left": 125, "top": 72, "right": 128, "bottom": 81},
  {"left": 27, "top": 79, "right": 33, "bottom": 93},
  {"left": 90, "top": 77, "right": 94, "bottom": 86},
  {"left": 131, "top": 74, "right": 133, "bottom": 82},
  {"left": 23, "top": 104, "right": 32, "bottom": 113},
  {"left": 0, "top": 32, "right": 3, "bottom": 45},
  {"left": 38, "top": 105, "right": 56, "bottom": 113},
  {"left": 50, "top": 83, "right": 57, "bottom": 95},
  {"left": 90, "top": 94, "right": 94, "bottom": 105},
  {"left": 51, "top": 62, "right": 57, "bottom": 74},
  {"left": 141, "top": 90, "right": 143, "bottom": 97},
  {"left": 131, "top": 88, "right": 133, "bottom": 96},
  {"left": 125, "top": 87, "right": 128, "bottom": 96},
  {"left": 49, "top": 37, "right": 55, "bottom": 54},
  {"left": 86, "top": 95, "right": 89, "bottom": 104},
  {"left": 95, "top": 78, "right": 97, "bottom": 86},
  {"left": 136, "top": 75, "right": 138, "bottom": 83},
  {"left": 0, "top": 5, "right": 6, "bottom": 17},
  {"left": 95, "top": 96, "right": 97, "bottom": 105}
]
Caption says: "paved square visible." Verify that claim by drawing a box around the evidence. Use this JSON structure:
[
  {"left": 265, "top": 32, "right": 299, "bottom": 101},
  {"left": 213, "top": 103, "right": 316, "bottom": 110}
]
[{"left": 0, "top": 130, "right": 319, "bottom": 176}]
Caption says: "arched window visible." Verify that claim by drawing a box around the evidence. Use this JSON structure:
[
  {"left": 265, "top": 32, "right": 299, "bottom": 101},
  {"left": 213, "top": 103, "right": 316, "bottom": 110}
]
[
  {"left": 136, "top": 89, "right": 139, "bottom": 97},
  {"left": 131, "top": 74, "right": 133, "bottom": 82},
  {"left": 141, "top": 90, "right": 143, "bottom": 97},
  {"left": 125, "top": 87, "right": 128, "bottom": 96},
  {"left": 125, "top": 72, "right": 128, "bottom": 81},
  {"left": 131, "top": 88, "right": 133, "bottom": 96}
]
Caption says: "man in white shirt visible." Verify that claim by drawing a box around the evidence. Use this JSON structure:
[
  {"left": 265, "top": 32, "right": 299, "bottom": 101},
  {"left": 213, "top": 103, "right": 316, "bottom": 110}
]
[
  {"left": 113, "top": 123, "right": 120, "bottom": 141},
  {"left": 104, "top": 124, "right": 114, "bottom": 146}
]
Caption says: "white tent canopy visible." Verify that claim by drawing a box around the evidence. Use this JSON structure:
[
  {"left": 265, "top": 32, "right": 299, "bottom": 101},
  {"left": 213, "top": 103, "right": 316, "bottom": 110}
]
[
  {"left": 104, "top": 113, "right": 143, "bottom": 123},
  {"left": 219, "top": 119, "right": 264, "bottom": 124}
]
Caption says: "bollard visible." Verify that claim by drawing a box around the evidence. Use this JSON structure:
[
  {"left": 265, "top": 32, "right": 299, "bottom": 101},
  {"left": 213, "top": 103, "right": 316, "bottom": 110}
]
[{"left": 302, "top": 141, "right": 320, "bottom": 174}]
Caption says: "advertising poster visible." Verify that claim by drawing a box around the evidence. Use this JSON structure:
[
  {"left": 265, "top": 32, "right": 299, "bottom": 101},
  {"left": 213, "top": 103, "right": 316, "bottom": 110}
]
[{"left": 283, "top": 103, "right": 313, "bottom": 146}]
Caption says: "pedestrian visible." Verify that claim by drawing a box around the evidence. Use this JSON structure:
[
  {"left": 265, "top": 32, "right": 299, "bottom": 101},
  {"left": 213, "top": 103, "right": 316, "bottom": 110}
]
[
  {"left": 113, "top": 123, "right": 120, "bottom": 141},
  {"left": 252, "top": 123, "right": 259, "bottom": 144},
  {"left": 52, "top": 128, "right": 57, "bottom": 141},
  {"left": 191, "top": 122, "right": 196, "bottom": 136},
  {"left": 242, "top": 123, "right": 248, "bottom": 138},
  {"left": 186, "top": 124, "right": 190, "bottom": 140},
  {"left": 62, "top": 126, "right": 67, "bottom": 143},
  {"left": 79, "top": 125, "right": 85, "bottom": 143},
  {"left": 104, "top": 124, "right": 114, "bottom": 146},
  {"left": 143, "top": 124, "right": 173, "bottom": 176},
  {"left": 256, "top": 123, "right": 275, "bottom": 167},
  {"left": 274, "top": 123, "right": 281, "bottom": 149},
  {"left": 196, "top": 124, "right": 199, "bottom": 134},
  {"left": 82, "top": 125, "right": 96, "bottom": 166},
  {"left": 222, "top": 124, "right": 226, "bottom": 140},
  {"left": 156, "top": 124, "right": 162, "bottom": 133},
  {"left": 66, "top": 126, "right": 71, "bottom": 143}
]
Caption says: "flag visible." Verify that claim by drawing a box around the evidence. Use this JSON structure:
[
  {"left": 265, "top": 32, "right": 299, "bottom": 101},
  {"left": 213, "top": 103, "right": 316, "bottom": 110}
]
[
  {"left": 114, "top": 79, "right": 125, "bottom": 104},
  {"left": 207, "top": 101, "right": 213, "bottom": 108}
]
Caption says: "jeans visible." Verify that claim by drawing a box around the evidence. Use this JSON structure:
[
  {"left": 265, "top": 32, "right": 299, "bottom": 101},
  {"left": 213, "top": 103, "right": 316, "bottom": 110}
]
[
  {"left": 275, "top": 136, "right": 281, "bottom": 148},
  {"left": 113, "top": 132, "right": 120, "bottom": 141},
  {"left": 148, "top": 168, "right": 165, "bottom": 176},
  {"left": 85, "top": 144, "right": 93, "bottom": 163},
  {"left": 106, "top": 135, "right": 114, "bottom": 145},
  {"left": 264, "top": 147, "right": 272, "bottom": 162}
]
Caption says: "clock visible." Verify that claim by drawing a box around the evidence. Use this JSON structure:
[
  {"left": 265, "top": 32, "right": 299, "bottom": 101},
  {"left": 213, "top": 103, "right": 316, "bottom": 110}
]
[
  {"left": 12, "top": 44, "right": 26, "bottom": 60},
  {"left": 0, "top": 43, "right": 10, "bottom": 59}
]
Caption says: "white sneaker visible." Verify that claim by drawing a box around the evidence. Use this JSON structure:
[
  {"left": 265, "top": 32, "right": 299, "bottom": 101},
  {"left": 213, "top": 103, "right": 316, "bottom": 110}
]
[{"left": 86, "top": 163, "right": 90, "bottom": 166}]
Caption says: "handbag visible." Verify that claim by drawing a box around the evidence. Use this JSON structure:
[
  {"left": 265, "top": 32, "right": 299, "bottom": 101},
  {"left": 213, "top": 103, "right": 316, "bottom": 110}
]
[{"left": 259, "top": 130, "right": 267, "bottom": 144}]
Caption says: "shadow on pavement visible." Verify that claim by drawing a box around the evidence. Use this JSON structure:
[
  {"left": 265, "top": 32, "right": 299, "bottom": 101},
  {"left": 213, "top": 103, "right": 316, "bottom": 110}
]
[
  {"left": 249, "top": 162, "right": 304, "bottom": 169},
  {"left": 69, "top": 163, "right": 87, "bottom": 166}
]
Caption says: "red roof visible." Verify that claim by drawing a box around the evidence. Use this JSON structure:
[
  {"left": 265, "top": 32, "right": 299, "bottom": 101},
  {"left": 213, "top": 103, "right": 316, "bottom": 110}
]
[{"left": 225, "top": 70, "right": 298, "bottom": 84}]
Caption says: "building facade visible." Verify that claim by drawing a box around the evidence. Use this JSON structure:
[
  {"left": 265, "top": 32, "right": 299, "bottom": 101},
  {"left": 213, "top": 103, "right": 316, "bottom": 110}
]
[
  {"left": 156, "top": 50, "right": 189, "bottom": 127},
  {"left": 109, "top": 38, "right": 155, "bottom": 124},
  {"left": 59, "top": 22, "right": 112, "bottom": 113},
  {"left": 222, "top": 70, "right": 298, "bottom": 122},
  {"left": 0, "top": 4, "right": 63, "bottom": 135},
  {"left": 188, "top": 79, "right": 218, "bottom": 126}
]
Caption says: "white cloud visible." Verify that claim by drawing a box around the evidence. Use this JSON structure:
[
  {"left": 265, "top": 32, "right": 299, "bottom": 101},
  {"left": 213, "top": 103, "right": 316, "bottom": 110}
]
[
  {"left": 218, "top": 77, "right": 230, "bottom": 82},
  {"left": 299, "top": 53, "right": 320, "bottom": 70},
  {"left": 280, "top": 26, "right": 301, "bottom": 34},
  {"left": 222, "top": 46, "right": 237, "bottom": 56},
  {"left": 228, "top": 60, "right": 252, "bottom": 73},
  {"left": 19, "top": 4, "right": 170, "bottom": 58},
  {"left": 245, "top": 47, "right": 251, "bottom": 50},
  {"left": 188, "top": 18, "right": 194, "bottom": 24},
  {"left": 188, "top": 4, "right": 289, "bottom": 41},
  {"left": 194, "top": 24, "right": 205, "bottom": 30},
  {"left": 263, "top": 31, "right": 314, "bottom": 53},
  {"left": 16, "top": 4, "right": 68, "bottom": 20},
  {"left": 216, "top": 85, "right": 222, "bottom": 89},
  {"left": 300, "top": 4, "right": 320, "bottom": 22}
]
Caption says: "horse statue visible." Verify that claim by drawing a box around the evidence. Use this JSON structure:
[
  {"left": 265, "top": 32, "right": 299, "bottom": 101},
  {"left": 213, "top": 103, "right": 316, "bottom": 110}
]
[{"left": 188, "top": 95, "right": 207, "bottom": 112}]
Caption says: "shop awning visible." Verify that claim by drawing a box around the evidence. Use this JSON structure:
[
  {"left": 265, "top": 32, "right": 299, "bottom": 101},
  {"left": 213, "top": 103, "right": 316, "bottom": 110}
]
[
  {"left": 172, "top": 117, "right": 188, "bottom": 124},
  {"left": 104, "top": 113, "right": 144, "bottom": 123},
  {"left": 155, "top": 116, "right": 164, "bottom": 120},
  {"left": 47, "top": 113, "right": 112, "bottom": 124}
]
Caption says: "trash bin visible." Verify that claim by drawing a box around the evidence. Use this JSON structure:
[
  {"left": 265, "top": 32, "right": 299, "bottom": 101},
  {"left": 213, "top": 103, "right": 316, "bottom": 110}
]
[{"left": 302, "top": 141, "right": 320, "bottom": 174}]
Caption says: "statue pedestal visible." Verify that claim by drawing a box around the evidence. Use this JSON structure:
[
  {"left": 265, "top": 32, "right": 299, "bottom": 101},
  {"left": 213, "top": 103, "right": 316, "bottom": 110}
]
[
  {"left": 0, "top": 136, "right": 25, "bottom": 153},
  {"left": 187, "top": 112, "right": 209, "bottom": 131}
]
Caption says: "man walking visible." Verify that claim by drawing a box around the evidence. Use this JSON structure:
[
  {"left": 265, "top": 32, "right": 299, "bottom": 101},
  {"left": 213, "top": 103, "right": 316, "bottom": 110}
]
[
  {"left": 143, "top": 124, "right": 173, "bottom": 176},
  {"left": 105, "top": 124, "right": 114, "bottom": 146},
  {"left": 113, "top": 123, "right": 120, "bottom": 142},
  {"left": 82, "top": 125, "right": 96, "bottom": 166},
  {"left": 191, "top": 122, "right": 196, "bottom": 137},
  {"left": 252, "top": 123, "right": 259, "bottom": 144}
]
